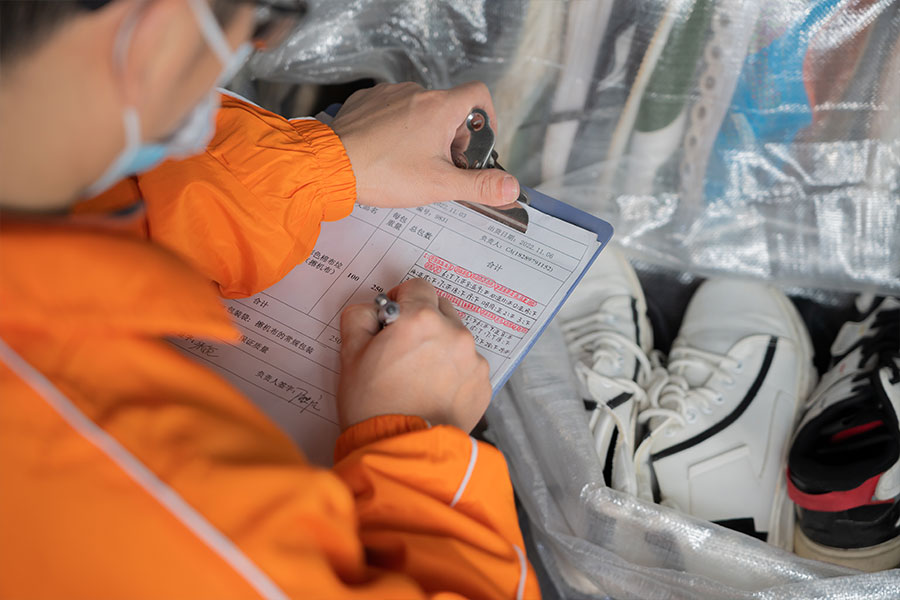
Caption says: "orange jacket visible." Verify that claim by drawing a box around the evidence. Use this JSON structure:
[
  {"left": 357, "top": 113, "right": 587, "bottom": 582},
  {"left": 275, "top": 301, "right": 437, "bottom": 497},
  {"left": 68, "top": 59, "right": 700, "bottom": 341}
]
[{"left": 0, "top": 93, "right": 539, "bottom": 599}]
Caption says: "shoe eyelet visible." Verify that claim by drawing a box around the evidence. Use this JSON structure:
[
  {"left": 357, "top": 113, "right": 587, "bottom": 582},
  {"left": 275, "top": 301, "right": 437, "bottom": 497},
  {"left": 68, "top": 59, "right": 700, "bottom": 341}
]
[
  {"left": 734, "top": 361, "right": 744, "bottom": 373},
  {"left": 686, "top": 410, "right": 697, "bottom": 423},
  {"left": 713, "top": 394, "right": 724, "bottom": 404}
]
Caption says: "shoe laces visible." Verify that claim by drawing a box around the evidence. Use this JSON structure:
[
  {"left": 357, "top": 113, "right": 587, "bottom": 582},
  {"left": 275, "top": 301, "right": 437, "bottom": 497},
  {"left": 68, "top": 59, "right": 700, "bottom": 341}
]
[
  {"left": 561, "top": 299, "right": 666, "bottom": 494},
  {"left": 562, "top": 299, "right": 649, "bottom": 373},
  {"left": 629, "top": 345, "right": 742, "bottom": 500},
  {"left": 561, "top": 299, "right": 660, "bottom": 417},
  {"left": 641, "top": 346, "right": 741, "bottom": 423}
]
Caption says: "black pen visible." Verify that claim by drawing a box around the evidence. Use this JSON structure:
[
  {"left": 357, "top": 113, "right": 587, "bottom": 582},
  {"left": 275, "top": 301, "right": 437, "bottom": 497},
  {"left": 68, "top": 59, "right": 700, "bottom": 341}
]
[{"left": 374, "top": 293, "right": 399, "bottom": 327}]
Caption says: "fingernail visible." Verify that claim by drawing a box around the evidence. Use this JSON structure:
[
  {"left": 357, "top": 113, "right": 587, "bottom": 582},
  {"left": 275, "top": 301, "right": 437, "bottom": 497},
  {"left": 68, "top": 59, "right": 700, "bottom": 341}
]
[{"left": 502, "top": 175, "right": 519, "bottom": 204}]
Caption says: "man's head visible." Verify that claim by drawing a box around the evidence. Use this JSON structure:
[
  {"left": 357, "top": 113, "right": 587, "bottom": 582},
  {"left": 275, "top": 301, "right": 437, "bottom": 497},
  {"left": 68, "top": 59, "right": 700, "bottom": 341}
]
[{"left": 0, "top": 0, "right": 254, "bottom": 211}]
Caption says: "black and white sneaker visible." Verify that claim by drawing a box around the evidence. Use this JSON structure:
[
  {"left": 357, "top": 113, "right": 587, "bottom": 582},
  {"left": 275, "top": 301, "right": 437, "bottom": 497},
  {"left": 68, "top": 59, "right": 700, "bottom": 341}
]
[
  {"left": 788, "top": 296, "right": 900, "bottom": 571},
  {"left": 635, "top": 278, "right": 816, "bottom": 543}
]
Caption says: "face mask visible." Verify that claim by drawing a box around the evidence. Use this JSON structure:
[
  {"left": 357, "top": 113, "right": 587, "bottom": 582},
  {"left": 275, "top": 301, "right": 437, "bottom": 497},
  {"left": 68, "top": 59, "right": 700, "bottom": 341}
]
[{"left": 85, "top": 0, "right": 252, "bottom": 196}]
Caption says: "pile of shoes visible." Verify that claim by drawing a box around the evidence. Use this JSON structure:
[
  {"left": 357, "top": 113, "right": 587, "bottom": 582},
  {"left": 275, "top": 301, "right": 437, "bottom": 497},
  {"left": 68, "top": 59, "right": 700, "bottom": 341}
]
[{"left": 556, "top": 245, "right": 899, "bottom": 571}]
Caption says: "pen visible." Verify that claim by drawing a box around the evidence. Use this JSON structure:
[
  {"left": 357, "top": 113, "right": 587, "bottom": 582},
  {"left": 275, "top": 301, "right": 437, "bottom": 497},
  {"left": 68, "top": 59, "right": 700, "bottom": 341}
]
[{"left": 374, "top": 293, "right": 399, "bottom": 327}]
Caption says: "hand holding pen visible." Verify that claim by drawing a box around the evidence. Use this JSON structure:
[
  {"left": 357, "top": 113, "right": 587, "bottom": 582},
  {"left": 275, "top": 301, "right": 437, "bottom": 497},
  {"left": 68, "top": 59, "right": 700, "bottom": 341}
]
[{"left": 336, "top": 278, "right": 491, "bottom": 432}]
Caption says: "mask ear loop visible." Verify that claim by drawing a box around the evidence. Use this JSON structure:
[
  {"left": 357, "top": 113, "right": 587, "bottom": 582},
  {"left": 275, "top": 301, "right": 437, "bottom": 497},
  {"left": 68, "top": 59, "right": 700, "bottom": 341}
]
[
  {"left": 186, "top": 0, "right": 255, "bottom": 85},
  {"left": 83, "top": 2, "right": 148, "bottom": 197},
  {"left": 186, "top": 0, "right": 234, "bottom": 65}
]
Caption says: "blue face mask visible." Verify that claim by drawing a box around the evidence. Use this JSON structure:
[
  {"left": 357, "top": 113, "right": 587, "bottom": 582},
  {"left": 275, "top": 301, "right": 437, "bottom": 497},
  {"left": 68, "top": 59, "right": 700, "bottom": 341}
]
[{"left": 85, "top": 0, "right": 252, "bottom": 196}]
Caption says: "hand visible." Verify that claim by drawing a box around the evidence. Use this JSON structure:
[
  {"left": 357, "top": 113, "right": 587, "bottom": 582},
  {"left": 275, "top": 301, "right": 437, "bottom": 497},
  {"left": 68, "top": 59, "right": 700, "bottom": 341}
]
[
  {"left": 332, "top": 81, "right": 520, "bottom": 209},
  {"left": 337, "top": 278, "right": 492, "bottom": 432}
]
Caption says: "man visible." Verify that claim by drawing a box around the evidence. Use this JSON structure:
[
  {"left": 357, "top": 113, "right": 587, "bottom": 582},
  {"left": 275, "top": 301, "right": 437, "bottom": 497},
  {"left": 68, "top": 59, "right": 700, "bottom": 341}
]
[{"left": 0, "top": 1, "right": 538, "bottom": 597}]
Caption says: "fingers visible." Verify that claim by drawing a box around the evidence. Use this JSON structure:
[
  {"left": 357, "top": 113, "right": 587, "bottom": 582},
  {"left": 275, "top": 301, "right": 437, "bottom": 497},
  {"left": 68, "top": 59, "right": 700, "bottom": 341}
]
[
  {"left": 439, "top": 81, "right": 518, "bottom": 206},
  {"left": 391, "top": 277, "right": 440, "bottom": 308},
  {"left": 347, "top": 278, "right": 457, "bottom": 350},
  {"left": 449, "top": 120, "right": 472, "bottom": 166},
  {"left": 444, "top": 81, "right": 498, "bottom": 134},
  {"left": 435, "top": 163, "right": 520, "bottom": 206},
  {"left": 445, "top": 81, "right": 496, "bottom": 171},
  {"left": 437, "top": 296, "right": 466, "bottom": 328},
  {"left": 339, "top": 303, "right": 380, "bottom": 358}
]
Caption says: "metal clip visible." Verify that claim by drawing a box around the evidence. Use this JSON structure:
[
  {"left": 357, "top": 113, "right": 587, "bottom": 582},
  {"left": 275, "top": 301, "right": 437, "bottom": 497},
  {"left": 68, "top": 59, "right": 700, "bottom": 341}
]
[
  {"left": 453, "top": 109, "right": 529, "bottom": 233},
  {"left": 455, "top": 109, "right": 496, "bottom": 170}
]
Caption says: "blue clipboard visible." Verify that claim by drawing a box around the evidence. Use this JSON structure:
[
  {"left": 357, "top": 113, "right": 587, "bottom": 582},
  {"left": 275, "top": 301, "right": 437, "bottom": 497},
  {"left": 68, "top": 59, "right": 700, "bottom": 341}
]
[{"left": 489, "top": 185, "right": 613, "bottom": 393}]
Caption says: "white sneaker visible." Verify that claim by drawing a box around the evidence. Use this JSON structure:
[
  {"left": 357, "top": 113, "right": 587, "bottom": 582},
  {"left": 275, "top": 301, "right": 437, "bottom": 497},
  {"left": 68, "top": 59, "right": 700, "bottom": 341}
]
[
  {"left": 636, "top": 279, "right": 816, "bottom": 542},
  {"left": 556, "top": 244, "right": 658, "bottom": 494}
]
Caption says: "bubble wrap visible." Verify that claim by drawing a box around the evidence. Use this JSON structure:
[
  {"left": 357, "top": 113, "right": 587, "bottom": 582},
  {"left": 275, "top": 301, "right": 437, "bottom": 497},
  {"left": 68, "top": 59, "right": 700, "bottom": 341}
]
[
  {"left": 249, "top": 0, "right": 899, "bottom": 295},
  {"left": 486, "top": 323, "right": 900, "bottom": 598}
]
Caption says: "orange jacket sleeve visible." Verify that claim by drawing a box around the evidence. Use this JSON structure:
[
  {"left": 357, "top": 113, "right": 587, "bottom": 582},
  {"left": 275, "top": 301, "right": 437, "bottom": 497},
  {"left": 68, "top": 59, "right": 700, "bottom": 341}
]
[
  {"left": 137, "top": 93, "right": 357, "bottom": 298},
  {"left": 332, "top": 416, "right": 540, "bottom": 599}
]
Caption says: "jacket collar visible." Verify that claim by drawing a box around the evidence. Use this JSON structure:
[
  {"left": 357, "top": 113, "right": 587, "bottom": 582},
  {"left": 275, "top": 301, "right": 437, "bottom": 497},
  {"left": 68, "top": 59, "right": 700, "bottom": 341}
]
[{"left": 0, "top": 216, "right": 237, "bottom": 341}]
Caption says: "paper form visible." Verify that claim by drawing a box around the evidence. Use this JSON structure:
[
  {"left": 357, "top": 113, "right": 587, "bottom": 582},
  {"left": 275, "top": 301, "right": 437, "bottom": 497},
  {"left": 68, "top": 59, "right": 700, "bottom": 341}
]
[{"left": 170, "top": 201, "right": 601, "bottom": 465}]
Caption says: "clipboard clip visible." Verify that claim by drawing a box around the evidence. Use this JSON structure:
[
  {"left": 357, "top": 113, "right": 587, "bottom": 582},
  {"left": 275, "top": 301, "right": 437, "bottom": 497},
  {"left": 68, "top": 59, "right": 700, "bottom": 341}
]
[{"left": 453, "top": 109, "right": 530, "bottom": 233}]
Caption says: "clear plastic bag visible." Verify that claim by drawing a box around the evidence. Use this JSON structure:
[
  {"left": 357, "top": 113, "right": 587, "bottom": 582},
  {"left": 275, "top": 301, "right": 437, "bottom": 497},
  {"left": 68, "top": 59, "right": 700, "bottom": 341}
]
[
  {"left": 486, "top": 323, "right": 900, "bottom": 598},
  {"left": 249, "top": 0, "right": 900, "bottom": 295},
  {"left": 525, "top": 0, "right": 900, "bottom": 296},
  {"left": 249, "top": 0, "right": 531, "bottom": 88}
]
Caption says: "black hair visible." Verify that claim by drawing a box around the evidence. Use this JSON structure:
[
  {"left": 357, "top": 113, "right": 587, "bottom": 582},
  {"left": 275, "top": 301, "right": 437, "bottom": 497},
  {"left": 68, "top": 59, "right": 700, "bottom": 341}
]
[
  {"left": 0, "top": 1, "right": 88, "bottom": 64},
  {"left": 0, "top": 0, "right": 238, "bottom": 66}
]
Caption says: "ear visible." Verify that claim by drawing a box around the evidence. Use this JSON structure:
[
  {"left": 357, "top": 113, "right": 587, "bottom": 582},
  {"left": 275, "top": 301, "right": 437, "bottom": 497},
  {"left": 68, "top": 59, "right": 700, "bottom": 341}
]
[{"left": 119, "top": 0, "right": 204, "bottom": 117}]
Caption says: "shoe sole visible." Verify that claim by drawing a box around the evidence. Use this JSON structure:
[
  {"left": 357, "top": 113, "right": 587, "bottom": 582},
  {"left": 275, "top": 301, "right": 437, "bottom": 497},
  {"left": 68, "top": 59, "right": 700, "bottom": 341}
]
[
  {"left": 767, "top": 287, "right": 818, "bottom": 549},
  {"left": 794, "top": 526, "right": 900, "bottom": 572}
]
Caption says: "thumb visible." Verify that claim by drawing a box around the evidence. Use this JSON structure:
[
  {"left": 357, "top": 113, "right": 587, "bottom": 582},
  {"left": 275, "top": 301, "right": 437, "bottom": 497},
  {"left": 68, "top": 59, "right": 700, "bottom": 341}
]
[{"left": 438, "top": 164, "right": 520, "bottom": 207}]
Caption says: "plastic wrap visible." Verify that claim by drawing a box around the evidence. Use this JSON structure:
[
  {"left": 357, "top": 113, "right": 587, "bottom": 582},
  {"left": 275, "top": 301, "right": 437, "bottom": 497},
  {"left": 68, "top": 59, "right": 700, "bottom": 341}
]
[
  {"left": 249, "top": 0, "right": 531, "bottom": 88},
  {"left": 527, "top": 0, "right": 900, "bottom": 296},
  {"left": 486, "top": 323, "right": 900, "bottom": 599},
  {"left": 248, "top": 0, "right": 899, "bottom": 295}
]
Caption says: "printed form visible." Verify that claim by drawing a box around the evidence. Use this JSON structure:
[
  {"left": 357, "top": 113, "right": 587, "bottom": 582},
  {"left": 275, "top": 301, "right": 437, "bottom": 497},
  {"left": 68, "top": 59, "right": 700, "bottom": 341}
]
[{"left": 171, "top": 201, "right": 600, "bottom": 465}]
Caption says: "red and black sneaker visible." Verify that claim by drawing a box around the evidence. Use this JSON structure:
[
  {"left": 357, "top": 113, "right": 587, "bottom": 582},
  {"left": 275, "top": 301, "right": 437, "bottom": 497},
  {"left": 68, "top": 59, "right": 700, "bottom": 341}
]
[{"left": 787, "top": 296, "right": 900, "bottom": 571}]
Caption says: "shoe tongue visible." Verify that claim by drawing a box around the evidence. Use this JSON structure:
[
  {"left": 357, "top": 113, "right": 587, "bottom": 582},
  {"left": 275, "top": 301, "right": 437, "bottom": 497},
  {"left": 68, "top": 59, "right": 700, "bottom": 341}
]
[
  {"left": 879, "top": 357, "right": 900, "bottom": 412},
  {"left": 670, "top": 328, "right": 732, "bottom": 387},
  {"left": 566, "top": 296, "right": 642, "bottom": 382},
  {"left": 831, "top": 317, "right": 870, "bottom": 357},
  {"left": 577, "top": 338, "right": 637, "bottom": 380},
  {"left": 832, "top": 297, "right": 900, "bottom": 356},
  {"left": 677, "top": 364, "right": 710, "bottom": 388},
  {"left": 677, "top": 324, "right": 736, "bottom": 357},
  {"left": 592, "top": 354, "right": 634, "bottom": 380}
]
